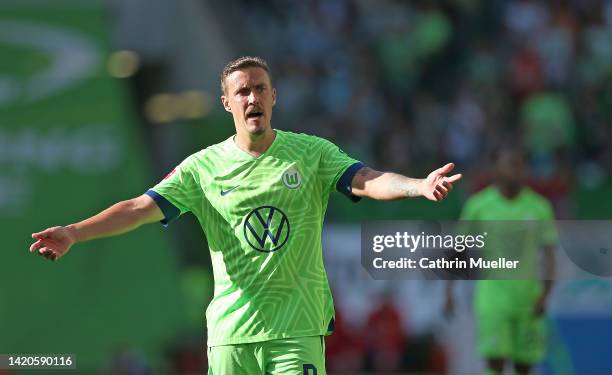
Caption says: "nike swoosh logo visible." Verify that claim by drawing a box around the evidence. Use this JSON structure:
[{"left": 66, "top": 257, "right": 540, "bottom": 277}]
[{"left": 220, "top": 186, "right": 239, "bottom": 196}]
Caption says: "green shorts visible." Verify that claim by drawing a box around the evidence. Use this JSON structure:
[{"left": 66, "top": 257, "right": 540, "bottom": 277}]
[
  {"left": 476, "top": 310, "right": 546, "bottom": 364},
  {"left": 207, "top": 335, "right": 326, "bottom": 375}
]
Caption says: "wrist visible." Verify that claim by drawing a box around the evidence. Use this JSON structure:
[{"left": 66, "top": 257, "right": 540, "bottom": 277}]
[
  {"left": 65, "top": 224, "right": 80, "bottom": 244},
  {"left": 416, "top": 179, "right": 426, "bottom": 197}
]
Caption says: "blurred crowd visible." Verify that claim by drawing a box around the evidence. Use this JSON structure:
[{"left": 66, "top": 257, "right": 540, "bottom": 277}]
[
  {"left": 229, "top": 0, "right": 612, "bottom": 219},
  {"left": 110, "top": 1, "right": 612, "bottom": 373},
  {"left": 161, "top": 298, "right": 440, "bottom": 374}
]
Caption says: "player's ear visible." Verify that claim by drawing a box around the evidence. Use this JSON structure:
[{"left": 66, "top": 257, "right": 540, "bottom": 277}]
[
  {"left": 221, "top": 95, "right": 231, "bottom": 112},
  {"left": 271, "top": 88, "right": 277, "bottom": 106}
]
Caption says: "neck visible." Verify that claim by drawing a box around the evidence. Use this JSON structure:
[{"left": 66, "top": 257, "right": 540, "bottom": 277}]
[
  {"left": 234, "top": 128, "right": 276, "bottom": 157},
  {"left": 497, "top": 183, "right": 522, "bottom": 200}
]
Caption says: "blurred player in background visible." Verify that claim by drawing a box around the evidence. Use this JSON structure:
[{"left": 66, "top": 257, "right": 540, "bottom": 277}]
[
  {"left": 446, "top": 147, "right": 557, "bottom": 375},
  {"left": 30, "top": 56, "right": 462, "bottom": 374}
]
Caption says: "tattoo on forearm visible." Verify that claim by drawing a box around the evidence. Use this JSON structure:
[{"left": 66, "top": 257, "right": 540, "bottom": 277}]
[
  {"left": 355, "top": 167, "right": 422, "bottom": 199},
  {"left": 390, "top": 174, "right": 421, "bottom": 198},
  {"left": 406, "top": 179, "right": 422, "bottom": 197}
]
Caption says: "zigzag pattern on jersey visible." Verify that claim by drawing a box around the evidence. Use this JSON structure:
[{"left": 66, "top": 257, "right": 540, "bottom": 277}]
[{"left": 154, "top": 130, "right": 359, "bottom": 345}]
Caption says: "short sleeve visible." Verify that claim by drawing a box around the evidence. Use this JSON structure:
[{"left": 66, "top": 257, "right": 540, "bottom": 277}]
[
  {"left": 146, "top": 156, "right": 201, "bottom": 226},
  {"left": 538, "top": 199, "right": 558, "bottom": 247},
  {"left": 316, "top": 137, "right": 364, "bottom": 202}
]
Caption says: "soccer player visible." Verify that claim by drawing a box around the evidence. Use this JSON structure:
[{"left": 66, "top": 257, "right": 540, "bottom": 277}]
[
  {"left": 30, "top": 56, "right": 462, "bottom": 375},
  {"left": 445, "top": 147, "right": 557, "bottom": 375}
]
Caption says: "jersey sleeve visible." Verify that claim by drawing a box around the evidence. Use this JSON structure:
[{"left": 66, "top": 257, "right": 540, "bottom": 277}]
[
  {"left": 537, "top": 198, "right": 558, "bottom": 247},
  {"left": 145, "top": 155, "right": 201, "bottom": 226},
  {"left": 315, "top": 137, "right": 364, "bottom": 202}
]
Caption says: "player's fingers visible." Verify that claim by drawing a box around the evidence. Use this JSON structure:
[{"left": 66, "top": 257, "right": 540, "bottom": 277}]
[
  {"left": 435, "top": 188, "right": 448, "bottom": 200},
  {"left": 435, "top": 184, "right": 449, "bottom": 195},
  {"left": 445, "top": 173, "right": 462, "bottom": 183},
  {"left": 436, "top": 163, "right": 455, "bottom": 175},
  {"left": 29, "top": 239, "right": 44, "bottom": 253},
  {"left": 442, "top": 181, "right": 453, "bottom": 191},
  {"left": 43, "top": 249, "right": 56, "bottom": 260},
  {"left": 32, "top": 228, "right": 52, "bottom": 239},
  {"left": 433, "top": 190, "right": 443, "bottom": 201}
]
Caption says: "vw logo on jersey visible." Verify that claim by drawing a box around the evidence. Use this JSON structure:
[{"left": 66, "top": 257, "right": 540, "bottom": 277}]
[
  {"left": 243, "top": 206, "right": 290, "bottom": 252},
  {"left": 281, "top": 167, "right": 302, "bottom": 189}
]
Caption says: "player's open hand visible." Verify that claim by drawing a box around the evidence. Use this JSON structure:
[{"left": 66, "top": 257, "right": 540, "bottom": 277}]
[
  {"left": 420, "top": 163, "right": 462, "bottom": 202},
  {"left": 29, "top": 226, "right": 76, "bottom": 261}
]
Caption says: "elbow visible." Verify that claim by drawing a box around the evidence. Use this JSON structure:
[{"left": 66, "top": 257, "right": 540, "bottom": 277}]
[{"left": 121, "top": 197, "right": 152, "bottom": 224}]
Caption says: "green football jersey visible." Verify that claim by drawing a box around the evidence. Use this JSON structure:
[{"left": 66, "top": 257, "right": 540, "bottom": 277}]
[
  {"left": 460, "top": 186, "right": 558, "bottom": 313},
  {"left": 147, "top": 130, "right": 363, "bottom": 346}
]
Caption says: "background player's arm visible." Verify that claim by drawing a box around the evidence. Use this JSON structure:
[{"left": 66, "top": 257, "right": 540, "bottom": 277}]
[
  {"left": 350, "top": 163, "right": 462, "bottom": 201},
  {"left": 444, "top": 279, "right": 456, "bottom": 318},
  {"left": 29, "top": 194, "right": 164, "bottom": 261},
  {"left": 535, "top": 244, "right": 556, "bottom": 315}
]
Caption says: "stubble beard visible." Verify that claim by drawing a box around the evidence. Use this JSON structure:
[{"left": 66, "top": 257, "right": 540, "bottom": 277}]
[{"left": 246, "top": 118, "right": 270, "bottom": 137}]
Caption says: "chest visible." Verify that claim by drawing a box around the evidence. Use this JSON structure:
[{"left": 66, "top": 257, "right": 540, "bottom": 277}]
[
  {"left": 479, "top": 198, "right": 541, "bottom": 221},
  {"left": 201, "top": 156, "right": 320, "bottom": 221}
]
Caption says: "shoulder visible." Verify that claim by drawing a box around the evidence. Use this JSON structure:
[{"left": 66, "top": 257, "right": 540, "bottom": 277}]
[
  {"left": 192, "top": 137, "right": 232, "bottom": 162},
  {"left": 278, "top": 130, "right": 334, "bottom": 144},
  {"left": 275, "top": 131, "right": 344, "bottom": 158},
  {"left": 522, "top": 188, "right": 555, "bottom": 216},
  {"left": 177, "top": 138, "right": 231, "bottom": 174},
  {"left": 522, "top": 188, "right": 549, "bottom": 205},
  {"left": 277, "top": 130, "right": 330, "bottom": 147}
]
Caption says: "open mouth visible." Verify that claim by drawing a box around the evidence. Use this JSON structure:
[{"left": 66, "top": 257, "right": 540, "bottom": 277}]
[{"left": 246, "top": 111, "right": 263, "bottom": 120}]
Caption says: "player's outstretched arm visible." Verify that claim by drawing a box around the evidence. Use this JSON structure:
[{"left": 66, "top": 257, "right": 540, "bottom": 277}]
[
  {"left": 29, "top": 194, "right": 164, "bottom": 261},
  {"left": 350, "top": 163, "right": 462, "bottom": 201}
]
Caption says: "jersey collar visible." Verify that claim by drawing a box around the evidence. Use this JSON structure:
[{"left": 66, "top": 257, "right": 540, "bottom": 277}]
[{"left": 229, "top": 129, "right": 281, "bottom": 160}]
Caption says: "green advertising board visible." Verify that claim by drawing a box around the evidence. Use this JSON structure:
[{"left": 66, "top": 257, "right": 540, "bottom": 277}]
[{"left": 0, "top": 3, "right": 186, "bottom": 371}]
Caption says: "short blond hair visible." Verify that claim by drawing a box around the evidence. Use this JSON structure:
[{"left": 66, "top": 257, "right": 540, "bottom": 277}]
[{"left": 220, "top": 56, "right": 272, "bottom": 94}]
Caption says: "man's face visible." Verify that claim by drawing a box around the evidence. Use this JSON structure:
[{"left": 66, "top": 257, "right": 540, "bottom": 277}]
[
  {"left": 221, "top": 67, "right": 276, "bottom": 136},
  {"left": 496, "top": 150, "right": 526, "bottom": 189}
]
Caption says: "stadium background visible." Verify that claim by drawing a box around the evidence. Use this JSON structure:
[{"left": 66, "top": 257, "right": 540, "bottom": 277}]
[{"left": 1, "top": 0, "right": 611, "bottom": 374}]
